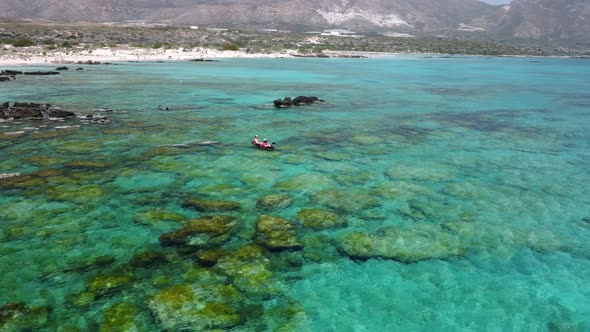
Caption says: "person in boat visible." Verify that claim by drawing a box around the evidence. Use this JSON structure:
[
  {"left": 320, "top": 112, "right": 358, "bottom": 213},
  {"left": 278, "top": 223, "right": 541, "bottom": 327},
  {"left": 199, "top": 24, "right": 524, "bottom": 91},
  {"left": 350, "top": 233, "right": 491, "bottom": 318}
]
[
  {"left": 260, "top": 138, "right": 272, "bottom": 149},
  {"left": 252, "top": 135, "right": 261, "bottom": 146}
]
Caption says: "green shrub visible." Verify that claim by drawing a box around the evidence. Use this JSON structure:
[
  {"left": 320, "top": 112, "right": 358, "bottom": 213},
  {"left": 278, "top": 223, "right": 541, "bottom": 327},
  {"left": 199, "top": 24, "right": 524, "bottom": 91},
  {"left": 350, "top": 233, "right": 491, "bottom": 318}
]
[
  {"left": 11, "top": 38, "right": 36, "bottom": 47},
  {"left": 61, "top": 41, "right": 73, "bottom": 48},
  {"left": 222, "top": 44, "right": 240, "bottom": 51}
]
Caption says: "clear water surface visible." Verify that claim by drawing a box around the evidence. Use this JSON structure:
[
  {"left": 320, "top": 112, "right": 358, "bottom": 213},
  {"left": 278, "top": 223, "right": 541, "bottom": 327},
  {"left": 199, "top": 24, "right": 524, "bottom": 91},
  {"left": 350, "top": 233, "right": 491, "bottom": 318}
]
[{"left": 1, "top": 56, "right": 589, "bottom": 331}]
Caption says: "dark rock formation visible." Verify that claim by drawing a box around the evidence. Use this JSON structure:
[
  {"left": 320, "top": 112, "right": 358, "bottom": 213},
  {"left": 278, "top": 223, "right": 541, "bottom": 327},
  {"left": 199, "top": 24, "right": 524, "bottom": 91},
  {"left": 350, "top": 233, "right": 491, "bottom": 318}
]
[
  {"left": 129, "top": 251, "right": 169, "bottom": 268},
  {"left": 292, "top": 54, "right": 330, "bottom": 58},
  {"left": 77, "top": 60, "right": 101, "bottom": 64},
  {"left": 75, "top": 60, "right": 112, "bottom": 65},
  {"left": 48, "top": 109, "right": 76, "bottom": 118},
  {"left": 76, "top": 67, "right": 84, "bottom": 71},
  {"left": 23, "top": 71, "right": 60, "bottom": 75},
  {"left": 56, "top": 66, "right": 69, "bottom": 70},
  {"left": 1, "top": 70, "right": 23, "bottom": 75},
  {"left": 1, "top": 102, "right": 75, "bottom": 120},
  {"left": 14, "top": 102, "right": 44, "bottom": 108},
  {"left": 273, "top": 97, "right": 292, "bottom": 108},
  {"left": 6, "top": 107, "right": 44, "bottom": 120},
  {"left": 0, "top": 77, "right": 10, "bottom": 82},
  {"left": 273, "top": 96, "right": 325, "bottom": 108},
  {"left": 292, "top": 96, "right": 325, "bottom": 105},
  {"left": 189, "top": 58, "right": 219, "bottom": 62}
]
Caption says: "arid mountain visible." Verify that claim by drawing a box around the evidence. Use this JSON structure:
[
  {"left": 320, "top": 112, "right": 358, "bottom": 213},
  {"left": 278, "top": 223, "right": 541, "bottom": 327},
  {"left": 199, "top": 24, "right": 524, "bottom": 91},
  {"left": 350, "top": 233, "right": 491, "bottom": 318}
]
[
  {"left": 0, "top": 0, "right": 495, "bottom": 32},
  {"left": 492, "top": 0, "right": 590, "bottom": 43},
  {"left": 0, "top": 0, "right": 588, "bottom": 44}
]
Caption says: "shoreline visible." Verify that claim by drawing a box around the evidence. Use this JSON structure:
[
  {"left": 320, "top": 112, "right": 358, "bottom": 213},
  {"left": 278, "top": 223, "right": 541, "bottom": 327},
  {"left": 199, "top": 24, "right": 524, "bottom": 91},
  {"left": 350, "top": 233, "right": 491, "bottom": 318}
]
[
  {"left": 0, "top": 46, "right": 304, "bottom": 66},
  {"left": 0, "top": 45, "right": 582, "bottom": 66}
]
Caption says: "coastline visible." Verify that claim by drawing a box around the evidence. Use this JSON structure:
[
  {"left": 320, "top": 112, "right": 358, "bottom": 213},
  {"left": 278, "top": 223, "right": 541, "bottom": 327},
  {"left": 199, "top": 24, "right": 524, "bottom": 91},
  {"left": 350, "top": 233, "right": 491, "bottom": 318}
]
[
  {"left": 1, "top": 45, "right": 579, "bottom": 67},
  {"left": 0, "top": 46, "right": 302, "bottom": 66}
]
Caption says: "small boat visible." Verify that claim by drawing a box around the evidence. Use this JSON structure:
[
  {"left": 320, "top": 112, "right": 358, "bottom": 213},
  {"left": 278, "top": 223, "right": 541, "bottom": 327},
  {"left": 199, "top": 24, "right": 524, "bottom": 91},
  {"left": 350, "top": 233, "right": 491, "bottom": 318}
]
[{"left": 252, "top": 141, "right": 275, "bottom": 151}]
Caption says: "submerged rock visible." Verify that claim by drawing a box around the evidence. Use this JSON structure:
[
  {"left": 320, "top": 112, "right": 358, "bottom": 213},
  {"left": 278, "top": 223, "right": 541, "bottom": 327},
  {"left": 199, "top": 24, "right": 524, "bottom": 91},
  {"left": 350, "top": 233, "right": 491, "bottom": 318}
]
[
  {"left": 295, "top": 208, "right": 345, "bottom": 230},
  {"left": 0, "top": 173, "right": 47, "bottom": 189},
  {"left": 100, "top": 302, "right": 142, "bottom": 332},
  {"left": 64, "top": 160, "right": 114, "bottom": 169},
  {"left": 30, "top": 129, "right": 77, "bottom": 139},
  {"left": 310, "top": 188, "right": 380, "bottom": 213},
  {"left": 255, "top": 215, "right": 303, "bottom": 251},
  {"left": 214, "top": 245, "right": 280, "bottom": 298},
  {"left": 302, "top": 235, "right": 339, "bottom": 262},
  {"left": 159, "top": 215, "right": 237, "bottom": 248},
  {"left": 194, "top": 248, "right": 230, "bottom": 267},
  {"left": 182, "top": 198, "right": 241, "bottom": 212},
  {"left": 256, "top": 193, "right": 293, "bottom": 210},
  {"left": 442, "top": 221, "right": 573, "bottom": 255},
  {"left": 385, "top": 163, "right": 453, "bottom": 182},
  {"left": 274, "top": 173, "right": 335, "bottom": 191},
  {"left": 87, "top": 274, "right": 134, "bottom": 295},
  {"left": 0, "top": 302, "right": 49, "bottom": 331},
  {"left": 133, "top": 208, "right": 186, "bottom": 225},
  {"left": 64, "top": 255, "right": 116, "bottom": 272},
  {"left": 338, "top": 224, "right": 466, "bottom": 263},
  {"left": 46, "top": 184, "right": 104, "bottom": 202},
  {"left": 149, "top": 283, "right": 245, "bottom": 331},
  {"left": 130, "top": 251, "right": 169, "bottom": 268},
  {"left": 68, "top": 291, "right": 96, "bottom": 307},
  {"left": 351, "top": 134, "right": 384, "bottom": 145}
]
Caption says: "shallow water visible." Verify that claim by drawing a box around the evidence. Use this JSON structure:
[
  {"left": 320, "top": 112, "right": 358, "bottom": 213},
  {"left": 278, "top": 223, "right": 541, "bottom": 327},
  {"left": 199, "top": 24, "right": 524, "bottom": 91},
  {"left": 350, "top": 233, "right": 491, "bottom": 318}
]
[{"left": 1, "top": 56, "right": 590, "bottom": 331}]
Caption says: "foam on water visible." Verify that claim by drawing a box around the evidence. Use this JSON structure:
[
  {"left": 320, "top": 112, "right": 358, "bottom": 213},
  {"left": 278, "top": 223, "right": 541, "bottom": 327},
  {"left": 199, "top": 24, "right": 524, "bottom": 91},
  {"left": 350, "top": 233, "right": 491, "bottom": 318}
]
[{"left": 1, "top": 57, "right": 589, "bottom": 330}]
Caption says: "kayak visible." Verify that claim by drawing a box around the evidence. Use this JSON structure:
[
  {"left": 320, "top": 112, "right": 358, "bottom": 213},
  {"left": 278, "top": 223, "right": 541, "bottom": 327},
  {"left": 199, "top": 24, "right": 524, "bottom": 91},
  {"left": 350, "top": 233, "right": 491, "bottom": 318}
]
[{"left": 252, "top": 141, "right": 275, "bottom": 150}]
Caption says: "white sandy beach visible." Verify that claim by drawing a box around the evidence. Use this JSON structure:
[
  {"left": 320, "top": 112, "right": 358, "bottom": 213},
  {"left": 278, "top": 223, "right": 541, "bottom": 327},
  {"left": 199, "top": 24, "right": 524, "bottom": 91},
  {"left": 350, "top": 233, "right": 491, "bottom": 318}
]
[{"left": 0, "top": 45, "right": 301, "bottom": 66}]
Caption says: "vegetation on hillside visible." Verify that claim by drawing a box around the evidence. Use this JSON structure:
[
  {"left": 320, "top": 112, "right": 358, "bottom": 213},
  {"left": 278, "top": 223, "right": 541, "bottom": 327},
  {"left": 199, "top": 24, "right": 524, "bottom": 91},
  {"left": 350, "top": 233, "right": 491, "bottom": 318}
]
[{"left": 0, "top": 21, "right": 588, "bottom": 57}]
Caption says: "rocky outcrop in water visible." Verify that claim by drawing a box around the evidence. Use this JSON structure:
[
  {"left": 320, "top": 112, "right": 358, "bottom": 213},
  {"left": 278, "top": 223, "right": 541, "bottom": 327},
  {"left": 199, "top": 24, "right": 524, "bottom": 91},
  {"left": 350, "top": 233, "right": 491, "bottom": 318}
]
[
  {"left": 0, "top": 102, "right": 75, "bottom": 120},
  {"left": 1, "top": 70, "right": 23, "bottom": 75},
  {"left": 189, "top": 58, "right": 219, "bottom": 62},
  {"left": 1, "top": 70, "right": 61, "bottom": 83},
  {"left": 76, "top": 60, "right": 112, "bottom": 65},
  {"left": 23, "top": 71, "right": 60, "bottom": 75},
  {"left": 273, "top": 96, "right": 325, "bottom": 108}
]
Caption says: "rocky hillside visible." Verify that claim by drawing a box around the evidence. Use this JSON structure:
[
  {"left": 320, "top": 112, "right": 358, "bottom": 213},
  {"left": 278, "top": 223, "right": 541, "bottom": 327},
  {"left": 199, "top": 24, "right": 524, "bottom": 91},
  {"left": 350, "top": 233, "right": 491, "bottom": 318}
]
[
  {"left": 492, "top": 0, "right": 590, "bottom": 43},
  {"left": 0, "top": 0, "right": 496, "bottom": 32}
]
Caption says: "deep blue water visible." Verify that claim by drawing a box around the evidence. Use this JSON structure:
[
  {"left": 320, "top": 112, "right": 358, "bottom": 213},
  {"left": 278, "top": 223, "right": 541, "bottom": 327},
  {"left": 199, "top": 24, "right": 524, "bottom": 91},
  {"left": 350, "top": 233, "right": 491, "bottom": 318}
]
[{"left": 1, "top": 56, "right": 590, "bottom": 331}]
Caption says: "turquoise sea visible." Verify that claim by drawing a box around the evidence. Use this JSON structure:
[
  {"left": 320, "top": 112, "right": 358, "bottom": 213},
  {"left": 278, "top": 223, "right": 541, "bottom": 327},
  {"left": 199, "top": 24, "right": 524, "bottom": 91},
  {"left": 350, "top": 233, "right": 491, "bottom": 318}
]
[{"left": 1, "top": 56, "right": 590, "bottom": 331}]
